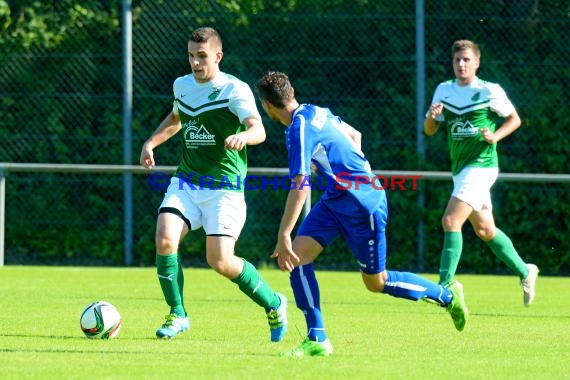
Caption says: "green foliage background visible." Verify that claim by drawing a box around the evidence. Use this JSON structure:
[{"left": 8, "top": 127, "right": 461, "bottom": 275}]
[{"left": 1, "top": 0, "right": 569, "bottom": 274}]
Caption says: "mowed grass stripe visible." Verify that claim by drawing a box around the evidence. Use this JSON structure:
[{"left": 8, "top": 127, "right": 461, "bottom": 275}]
[{"left": 0, "top": 266, "right": 568, "bottom": 379}]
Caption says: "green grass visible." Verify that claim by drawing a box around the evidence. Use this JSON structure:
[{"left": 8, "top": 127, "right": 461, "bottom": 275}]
[{"left": 1, "top": 266, "right": 569, "bottom": 379}]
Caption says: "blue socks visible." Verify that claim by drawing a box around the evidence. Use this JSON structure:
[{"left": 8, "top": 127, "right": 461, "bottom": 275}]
[
  {"left": 382, "top": 270, "right": 452, "bottom": 305},
  {"left": 290, "top": 266, "right": 452, "bottom": 343},
  {"left": 290, "top": 264, "right": 327, "bottom": 342}
]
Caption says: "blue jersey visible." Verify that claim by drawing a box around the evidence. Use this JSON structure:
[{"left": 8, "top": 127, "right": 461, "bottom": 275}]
[{"left": 286, "top": 104, "right": 385, "bottom": 214}]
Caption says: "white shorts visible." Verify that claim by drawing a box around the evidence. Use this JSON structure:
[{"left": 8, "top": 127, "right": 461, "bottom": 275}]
[
  {"left": 159, "top": 177, "right": 246, "bottom": 239},
  {"left": 451, "top": 167, "right": 499, "bottom": 212}
]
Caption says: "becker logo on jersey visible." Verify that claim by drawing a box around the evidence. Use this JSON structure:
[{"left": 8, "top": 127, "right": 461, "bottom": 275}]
[
  {"left": 450, "top": 118, "right": 478, "bottom": 140},
  {"left": 183, "top": 121, "right": 216, "bottom": 148}
]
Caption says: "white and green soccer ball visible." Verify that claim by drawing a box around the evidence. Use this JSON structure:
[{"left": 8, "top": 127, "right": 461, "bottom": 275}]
[{"left": 80, "top": 301, "right": 122, "bottom": 339}]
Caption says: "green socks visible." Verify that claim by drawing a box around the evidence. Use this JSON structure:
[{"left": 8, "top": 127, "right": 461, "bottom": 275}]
[
  {"left": 156, "top": 253, "right": 186, "bottom": 317},
  {"left": 157, "top": 255, "right": 279, "bottom": 316},
  {"left": 439, "top": 231, "right": 463, "bottom": 285},
  {"left": 439, "top": 229, "right": 529, "bottom": 284},
  {"left": 231, "top": 259, "right": 280, "bottom": 310},
  {"left": 486, "top": 228, "right": 529, "bottom": 279}
]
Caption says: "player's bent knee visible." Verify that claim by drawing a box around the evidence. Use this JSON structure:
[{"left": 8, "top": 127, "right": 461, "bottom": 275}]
[
  {"left": 206, "top": 257, "right": 224, "bottom": 272},
  {"left": 362, "top": 275, "right": 386, "bottom": 293},
  {"left": 364, "top": 279, "right": 384, "bottom": 293},
  {"left": 477, "top": 231, "right": 494, "bottom": 241},
  {"left": 474, "top": 226, "right": 495, "bottom": 241},
  {"left": 441, "top": 216, "right": 461, "bottom": 231},
  {"left": 364, "top": 283, "right": 384, "bottom": 293},
  {"left": 206, "top": 257, "right": 239, "bottom": 279},
  {"left": 155, "top": 236, "right": 178, "bottom": 253}
]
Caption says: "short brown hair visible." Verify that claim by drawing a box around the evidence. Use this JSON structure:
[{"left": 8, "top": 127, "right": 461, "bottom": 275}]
[
  {"left": 190, "top": 27, "right": 222, "bottom": 49},
  {"left": 452, "top": 40, "right": 480, "bottom": 59}
]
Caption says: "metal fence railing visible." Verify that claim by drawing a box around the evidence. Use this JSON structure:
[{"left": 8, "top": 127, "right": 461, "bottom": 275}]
[{"left": 2, "top": 163, "right": 569, "bottom": 272}]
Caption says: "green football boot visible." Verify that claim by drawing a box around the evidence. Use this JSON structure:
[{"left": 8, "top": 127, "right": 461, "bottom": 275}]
[
  {"left": 446, "top": 280, "right": 468, "bottom": 331},
  {"left": 279, "top": 337, "right": 333, "bottom": 357}
]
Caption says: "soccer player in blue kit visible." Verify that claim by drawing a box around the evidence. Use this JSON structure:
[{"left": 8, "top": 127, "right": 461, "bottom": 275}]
[{"left": 255, "top": 71, "right": 469, "bottom": 357}]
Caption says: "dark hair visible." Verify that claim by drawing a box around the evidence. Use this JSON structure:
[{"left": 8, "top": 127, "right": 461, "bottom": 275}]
[
  {"left": 254, "top": 71, "right": 295, "bottom": 108},
  {"left": 190, "top": 27, "right": 222, "bottom": 49},
  {"left": 452, "top": 39, "right": 480, "bottom": 59}
]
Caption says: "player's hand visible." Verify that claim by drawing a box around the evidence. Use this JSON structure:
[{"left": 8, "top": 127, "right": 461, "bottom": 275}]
[
  {"left": 224, "top": 133, "right": 248, "bottom": 151},
  {"left": 480, "top": 128, "right": 497, "bottom": 144},
  {"left": 140, "top": 144, "right": 155, "bottom": 169},
  {"left": 428, "top": 103, "right": 443, "bottom": 119},
  {"left": 271, "top": 235, "right": 300, "bottom": 272}
]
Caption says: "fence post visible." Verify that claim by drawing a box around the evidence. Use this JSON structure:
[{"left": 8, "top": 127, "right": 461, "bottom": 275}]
[
  {"left": 415, "top": 0, "right": 426, "bottom": 272},
  {"left": 0, "top": 169, "right": 6, "bottom": 266},
  {"left": 122, "top": 0, "right": 133, "bottom": 266}
]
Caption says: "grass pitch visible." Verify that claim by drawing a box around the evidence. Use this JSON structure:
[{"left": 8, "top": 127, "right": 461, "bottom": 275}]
[{"left": 0, "top": 266, "right": 568, "bottom": 379}]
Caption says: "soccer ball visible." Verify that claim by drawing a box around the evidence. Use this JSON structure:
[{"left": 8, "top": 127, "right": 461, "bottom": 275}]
[{"left": 80, "top": 301, "right": 122, "bottom": 339}]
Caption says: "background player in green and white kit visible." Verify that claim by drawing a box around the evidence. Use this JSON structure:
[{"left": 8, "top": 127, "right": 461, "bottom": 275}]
[
  {"left": 424, "top": 39, "right": 539, "bottom": 307},
  {"left": 139, "top": 27, "right": 287, "bottom": 340}
]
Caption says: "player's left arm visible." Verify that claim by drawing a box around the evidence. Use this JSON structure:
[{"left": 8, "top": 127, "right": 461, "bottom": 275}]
[
  {"left": 224, "top": 116, "right": 266, "bottom": 150},
  {"left": 242, "top": 115, "right": 267, "bottom": 145},
  {"left": 480, "top": 110, "right": 521, "bottom": 144},
  {"left": 272, "top": 174, "right": 311, "bottom": 272},
  {"left": 226, "top": 83, "right": 266, "bottom": 150}
]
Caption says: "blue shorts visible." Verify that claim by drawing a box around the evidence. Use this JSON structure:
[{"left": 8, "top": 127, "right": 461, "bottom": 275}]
[{"left": 297, "top": 200, "right": 388, "bottom": 274}]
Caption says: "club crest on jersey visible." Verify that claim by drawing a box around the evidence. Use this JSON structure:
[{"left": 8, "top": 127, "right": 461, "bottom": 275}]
[
  {"left": 208, "top": 87, "right": 221, "bottom": 100},
  {"left": 450, "top": 118, "right": 478, "bottom": 140},
  {"left": 183, "top": 120, "right": 216, "bottom": 147},
  {"left": 471, "top": 91, "right": 481, "bottom": 102}
]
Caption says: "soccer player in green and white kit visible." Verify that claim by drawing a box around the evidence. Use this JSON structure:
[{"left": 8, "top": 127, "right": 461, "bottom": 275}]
[
  {"left": 424, "top": 40, "right": 539, "bottom": 306},
  {"left": 139, "top": 26, "right": 287, "bottom": 340}
]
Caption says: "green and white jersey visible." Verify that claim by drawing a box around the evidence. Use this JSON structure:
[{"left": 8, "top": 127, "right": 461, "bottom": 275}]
[
  {"left": 172, "top": 72, "right": 261, "bottom": 191},
  {"left": 428, "top": 77, "right": 515, "bottom": 175}
]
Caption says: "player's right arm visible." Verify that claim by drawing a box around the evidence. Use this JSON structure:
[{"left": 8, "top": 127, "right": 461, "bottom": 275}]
[
  {"left": 139, "top": 111, "right": 182, "bottom": 168},
  {"left": 424, "top": 102, "right": 443, "bottom": 136}
]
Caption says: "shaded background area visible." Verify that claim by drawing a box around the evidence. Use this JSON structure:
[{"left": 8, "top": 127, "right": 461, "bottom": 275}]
[{"left": 0, "top": 0, "right": 568, "bottom": 274}]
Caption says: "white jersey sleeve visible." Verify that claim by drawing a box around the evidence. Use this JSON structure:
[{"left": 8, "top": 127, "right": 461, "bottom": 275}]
[
  {"left": 228, "top": 81, "right": 261, "bottom": 123},
  {"left": 487, "top": 83, "right": 516, "bottom": 117}
]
